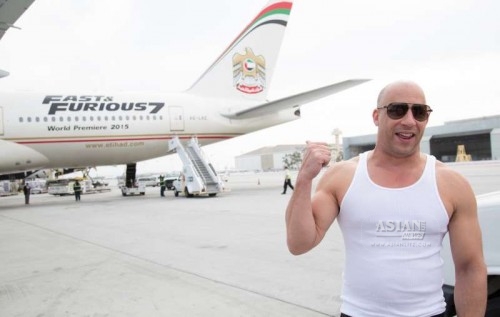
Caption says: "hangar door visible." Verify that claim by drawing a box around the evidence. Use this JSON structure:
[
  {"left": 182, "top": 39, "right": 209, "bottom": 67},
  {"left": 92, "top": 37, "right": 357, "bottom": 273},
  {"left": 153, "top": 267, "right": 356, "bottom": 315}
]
[
  {"left": 430, "top": 132, "right": 491, "bottom": 162},
  {"left": 261, "top": 154, "right": 274, "bottom": 170},
  {"left": 348, "top": 144, "right": 375, "bottom": 158}
]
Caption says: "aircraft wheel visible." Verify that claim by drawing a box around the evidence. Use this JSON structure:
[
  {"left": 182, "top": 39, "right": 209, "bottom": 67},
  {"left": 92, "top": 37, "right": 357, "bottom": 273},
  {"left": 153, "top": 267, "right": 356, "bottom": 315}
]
[{"left": 184, "top": 187, "right": 193, "bottom": 197}]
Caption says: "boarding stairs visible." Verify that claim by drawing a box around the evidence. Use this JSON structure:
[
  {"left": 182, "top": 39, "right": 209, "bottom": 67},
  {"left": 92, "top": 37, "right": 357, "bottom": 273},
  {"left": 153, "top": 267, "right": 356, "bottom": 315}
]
[{"left": 168, "top": 136, "right": 223, "bottom": 196}]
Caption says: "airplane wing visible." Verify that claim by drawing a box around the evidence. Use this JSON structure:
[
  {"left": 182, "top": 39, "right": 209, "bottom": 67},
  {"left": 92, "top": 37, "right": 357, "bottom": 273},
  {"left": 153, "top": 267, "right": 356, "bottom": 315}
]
[
  {"left": 220, "top": 79, "right": 370, "bottom": 119},
  {"left": 0, "top": 0, "right": 36, "bottom": 41},
  {"left": 0, "top": 0, "right": 36, "bottom": 78}
]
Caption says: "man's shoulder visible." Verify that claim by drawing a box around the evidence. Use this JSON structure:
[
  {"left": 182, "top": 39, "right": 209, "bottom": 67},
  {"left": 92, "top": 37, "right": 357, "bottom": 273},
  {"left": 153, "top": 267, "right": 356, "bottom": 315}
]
[
  {"left": 331, "top": 156, "right": 360, "bottom": 171},
  {"left": 434, "top": 159, "right": 468, "bottom": 181},
  {"left": 435, "top": 159, "right": 475, "bottom": 216},
  {"left": 322, "top": 157, "right": 359, "bottom": 186}
]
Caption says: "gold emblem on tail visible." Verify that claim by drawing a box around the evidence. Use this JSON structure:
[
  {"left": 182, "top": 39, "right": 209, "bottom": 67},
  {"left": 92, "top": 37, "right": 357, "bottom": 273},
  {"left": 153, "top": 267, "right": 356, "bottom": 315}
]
[{"left": 232, "top": 48, "right": 266, "bottom": 94}]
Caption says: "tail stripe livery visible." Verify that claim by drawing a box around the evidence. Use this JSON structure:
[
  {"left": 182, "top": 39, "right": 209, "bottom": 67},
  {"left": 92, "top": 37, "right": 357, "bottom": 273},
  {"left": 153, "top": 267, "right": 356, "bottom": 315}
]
[
  {"left": 188, "top": 1, "right": 293, "bottom": 100},
  {"left": 211, "top": 1, "right": 292, "bottom": 68}
]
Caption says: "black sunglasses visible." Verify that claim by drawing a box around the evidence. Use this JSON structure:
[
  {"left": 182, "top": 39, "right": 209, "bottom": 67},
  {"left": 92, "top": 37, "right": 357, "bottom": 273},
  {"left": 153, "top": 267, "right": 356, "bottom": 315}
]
[{"left": 377, "top": 102, "right": 433, "bottom": 122}]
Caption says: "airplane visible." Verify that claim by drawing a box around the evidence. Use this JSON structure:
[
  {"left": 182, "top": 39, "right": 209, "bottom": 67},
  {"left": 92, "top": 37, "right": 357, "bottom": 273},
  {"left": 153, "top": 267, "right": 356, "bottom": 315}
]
[{"left": 0, "top": 0, "right": 369, "bottom": 184}]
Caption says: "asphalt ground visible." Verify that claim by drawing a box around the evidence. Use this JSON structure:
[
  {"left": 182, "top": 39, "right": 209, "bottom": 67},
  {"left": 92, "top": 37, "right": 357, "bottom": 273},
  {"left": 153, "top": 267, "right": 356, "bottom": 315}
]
[{"left": 1, "top": 161, "right": 499, "bottom": 317}]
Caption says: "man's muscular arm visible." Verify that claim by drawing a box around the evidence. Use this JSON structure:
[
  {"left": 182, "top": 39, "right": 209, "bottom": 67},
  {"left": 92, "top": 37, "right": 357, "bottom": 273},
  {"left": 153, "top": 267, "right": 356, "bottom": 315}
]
[
  {"left": 440, "top": 167, "right": 487, "bottom": 316},
  {"left": 285, "top": 142, "right": 338, "bottom": 255}
]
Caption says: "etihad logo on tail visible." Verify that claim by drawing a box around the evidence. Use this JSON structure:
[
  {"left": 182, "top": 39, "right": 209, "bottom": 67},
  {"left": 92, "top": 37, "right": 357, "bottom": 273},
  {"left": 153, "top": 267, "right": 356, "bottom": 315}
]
[{"left": 233, "top": 48, "right": 265, "bottom": 94}]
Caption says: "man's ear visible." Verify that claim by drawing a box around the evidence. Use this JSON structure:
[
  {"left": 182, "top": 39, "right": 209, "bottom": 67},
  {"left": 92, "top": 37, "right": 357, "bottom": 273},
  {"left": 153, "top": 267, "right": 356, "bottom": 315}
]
[{"left": 372, "top": 108, "right": 379, "bottom": 127}]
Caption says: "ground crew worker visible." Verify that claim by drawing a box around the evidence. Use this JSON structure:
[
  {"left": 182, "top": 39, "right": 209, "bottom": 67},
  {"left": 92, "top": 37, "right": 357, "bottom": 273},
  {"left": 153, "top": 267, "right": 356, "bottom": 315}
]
[
  {"left": 23, "top": 183, "right": 31, "bottom": 204},
  {"left": 159, "top": 175, "right": 166, "bottom": 197},
  {"left": 73, "top": 180, "right": 82, "bottom": 201},
  {"left": 281, "top": 166, "right": 294, "bottom": 194}
]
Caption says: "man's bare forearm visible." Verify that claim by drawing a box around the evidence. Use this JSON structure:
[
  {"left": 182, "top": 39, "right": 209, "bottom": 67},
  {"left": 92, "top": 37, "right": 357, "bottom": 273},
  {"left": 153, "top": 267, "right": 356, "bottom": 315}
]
[
  {"left": 454, "top": 263, "right": 487, "bottom": 316},
  {"left": 286, "top": 176, "right": 318, "bottom": 255}
]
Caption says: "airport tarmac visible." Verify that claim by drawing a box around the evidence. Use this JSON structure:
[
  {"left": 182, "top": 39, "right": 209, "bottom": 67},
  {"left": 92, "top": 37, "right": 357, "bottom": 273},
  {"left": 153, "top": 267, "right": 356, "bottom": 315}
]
[{"left": 1, "top": 162, "right": 500, "bottom": 317}]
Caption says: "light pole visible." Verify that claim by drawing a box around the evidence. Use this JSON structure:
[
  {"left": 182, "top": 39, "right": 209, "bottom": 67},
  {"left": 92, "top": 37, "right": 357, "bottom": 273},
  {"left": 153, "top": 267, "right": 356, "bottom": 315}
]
[{"left": 331, "top": 128, "right": 342, "bottom": 162}]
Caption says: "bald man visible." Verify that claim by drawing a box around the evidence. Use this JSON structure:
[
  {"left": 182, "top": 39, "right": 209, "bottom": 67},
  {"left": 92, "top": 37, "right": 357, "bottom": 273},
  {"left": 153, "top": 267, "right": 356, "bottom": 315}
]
[{"left": 285, "top": 81, "right": 486, "bottom": 316}]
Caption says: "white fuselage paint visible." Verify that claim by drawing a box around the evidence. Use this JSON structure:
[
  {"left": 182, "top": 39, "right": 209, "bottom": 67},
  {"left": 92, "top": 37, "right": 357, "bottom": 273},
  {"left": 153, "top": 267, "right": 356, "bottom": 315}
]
[{"left": 0, "top": 91, "right": 298, "bottom": 173}]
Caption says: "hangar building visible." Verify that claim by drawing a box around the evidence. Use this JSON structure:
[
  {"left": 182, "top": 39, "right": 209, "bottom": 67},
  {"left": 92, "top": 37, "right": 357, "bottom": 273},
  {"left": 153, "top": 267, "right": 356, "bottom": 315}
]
[
  {"left": 235, "top": 144, "right": 306, "bottom": 171},
  {"left": 343, "top": 115, "right": 500, "bottom": 161}
]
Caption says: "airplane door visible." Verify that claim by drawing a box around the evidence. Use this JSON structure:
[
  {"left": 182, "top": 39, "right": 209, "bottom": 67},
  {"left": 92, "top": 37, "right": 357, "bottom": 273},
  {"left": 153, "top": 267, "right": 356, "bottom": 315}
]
[
  {"left": 169, "top": 106, "right": 184, "bottom": 131},
  {"left": 0, "top": 107, "right": 3, "bottom": 135}
]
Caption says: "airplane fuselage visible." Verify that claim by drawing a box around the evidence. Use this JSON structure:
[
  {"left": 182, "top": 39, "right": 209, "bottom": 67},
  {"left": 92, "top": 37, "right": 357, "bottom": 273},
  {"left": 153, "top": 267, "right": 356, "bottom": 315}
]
[{"left": 0, "top": 91, "right": 298, "bottom": 173}]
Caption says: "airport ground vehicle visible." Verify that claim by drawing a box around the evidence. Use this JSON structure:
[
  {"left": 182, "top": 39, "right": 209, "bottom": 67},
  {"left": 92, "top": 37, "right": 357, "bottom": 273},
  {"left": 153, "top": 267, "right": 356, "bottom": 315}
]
[
  {"left": 140, "top": 175, "right": 177, "bottom": 189},
  {"left": 169, "top": 136, "right": 225, "bottom": 197},
  {"left": 442, "top": 190, "right": 500, "bottom": 316},
  {"left": 26, "top": 179, "right": 47, "bottom": 194},
  {"left": 0, "top": 180, "right": 18, "bottom": 196},
  {"left": 119, "top": 179, "right": 146, "bottom": 196},
  {"left": 172, "top": 176, "right": 187, "bottom": 197},
  {"left": 164, "top": 176, "right": 178, "bottom": 190},
  {"left": 119, "top": 165, "right": 146, "bottom": 196},
  {"left": 172, "top": 170, "right": 225, "bottom": 197},
  {"left": 47, "top": 178, "right": 93, "bottom": 196},
  {"left": 30, "top": 187, "right": 44, "bottom": 194},
  {"left": 137, "top": 177, "right": 158, "bottom": 187}
]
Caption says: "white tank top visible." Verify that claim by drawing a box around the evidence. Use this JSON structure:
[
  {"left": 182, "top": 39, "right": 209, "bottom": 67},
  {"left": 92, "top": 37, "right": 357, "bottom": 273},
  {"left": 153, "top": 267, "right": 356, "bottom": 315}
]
[{"left": 337, "top": 152, "right": 449, "bottom": 317}]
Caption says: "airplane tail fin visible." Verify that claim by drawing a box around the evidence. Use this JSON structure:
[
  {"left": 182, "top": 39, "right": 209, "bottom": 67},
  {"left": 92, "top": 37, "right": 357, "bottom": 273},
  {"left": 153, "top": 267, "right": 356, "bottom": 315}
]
[{"left": 187, "top": 0, "right": 293, "bottom": 101}]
